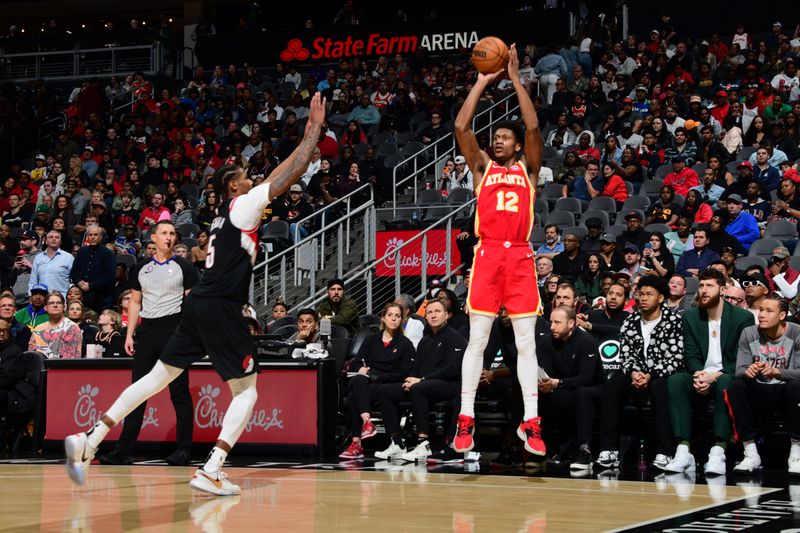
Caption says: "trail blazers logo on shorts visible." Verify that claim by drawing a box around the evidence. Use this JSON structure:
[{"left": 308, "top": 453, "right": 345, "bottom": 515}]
[{"left": 242, "top": 355, "right": 254, "bottom": 373}]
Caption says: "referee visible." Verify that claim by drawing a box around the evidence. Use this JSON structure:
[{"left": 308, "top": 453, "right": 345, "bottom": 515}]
[{"left": 98, "top": 220, "right": 198, "bottom": 466}]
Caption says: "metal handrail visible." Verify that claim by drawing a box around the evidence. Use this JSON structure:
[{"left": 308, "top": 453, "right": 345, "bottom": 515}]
[
  {"left": 390, "top": 91, "right": 519, "bottom": 215},
  {"left": 290, "top": 181, "right": 372, "bottom": 242},
  {"left": 289, "top": 200, "right": 475, "bottom": 313},
  {"left": 1, "top": 43, "right": 159, "bottom": 58}
]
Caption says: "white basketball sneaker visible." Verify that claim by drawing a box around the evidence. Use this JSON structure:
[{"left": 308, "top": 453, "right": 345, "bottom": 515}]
[
  {"left": 64, "top": 432, "right": 96, "bottom": 486},
  {"left": 190, "top": 469, "right": 242, "bottom": 496}
]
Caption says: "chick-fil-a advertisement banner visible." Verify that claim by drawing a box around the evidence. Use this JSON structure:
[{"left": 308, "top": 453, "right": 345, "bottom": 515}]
[{"left": 375, "top": 229, "right": 460, "bottom": 276}]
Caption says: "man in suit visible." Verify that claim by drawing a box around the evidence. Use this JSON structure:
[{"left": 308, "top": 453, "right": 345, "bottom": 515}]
[{"left": 664, "top": 268, "right": 755, "bottom": 476}]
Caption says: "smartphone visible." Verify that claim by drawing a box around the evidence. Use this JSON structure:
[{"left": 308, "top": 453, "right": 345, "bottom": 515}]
[{"left": 644, "top": 243, "right": 652, "bottom": 250}]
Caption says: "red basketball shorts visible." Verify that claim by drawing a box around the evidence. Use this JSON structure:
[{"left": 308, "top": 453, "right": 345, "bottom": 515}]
[{"left": 466, "top": 240, "right": 541, "bottom": 317}]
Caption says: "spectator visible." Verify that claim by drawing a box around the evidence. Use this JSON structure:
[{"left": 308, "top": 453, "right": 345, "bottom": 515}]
[
  {"left": 374, "top": 300, "right": 465, "bottom": 463},
  {"left": 691, "top": 168, "right": 726, "bottom": 210},
  {"left": 772, "top": 177, "right": 800, "bottom": 222},
  {"left": 724, "top": 195, "right": 760, "bottom": 251},
  {"left": 70, "top": 225, "right": 115, "bottom": 311},
  {"left": 536, "top": 45, "right": 568, "bottom": 105},
  {"left": 348, "top": 94, "right": 380, "bottom": 127},
  {"left": 587, "top": 162, "right": 628, "bottom": 208},
  {"left": 92, "top": 309, "right": 122, "bottom": 350},
  {"left": 599, "top": 234, "right": 625, "bottom": 272},
  {"left": 676, "top": 228, "right": 720, "bottom": 277},
  {"left": 138, "top": 193, "right": 170, "bottom": 233},
  {"left": 646, "top": 186, "right": 680, "bottom": 226},
  {"left": 723, "top": 286, "right": 748, "bottom": 309},
  {"left": 664, "top": 269, "right": 754, "bottom": 475},
  {"left": 575, "top": 254, "right": 603, "bottom": 300},
  {"left": 641, "top": 232, "right": 675, "bottom": 278},
  {"left": 742, "top": 272, "right": 770, "bottom": 321},
  {"left": 341, "top": 303, "right": 414, "bottom": 461},
  {"left": 0, "top": 318, "right": 31, "bottom": 418},
  {"left": 580, "top": 218, "right": 604, "bottom": 254},
  {"left": 29, "top": 230, "right": 73, "bottom": 297},
  {"left": 28, "top": 291, "right": 82, "bottom": 359},
  {"left": 113, "top": 224, "right": 142, "bottom": 256},
  {"left": 663, "top": 128, "right": 698, "bottom": 166},
  {"left": 680, "top": 189, "right": 713, "bottom": 224},
  {"left": 595, "top": 276, "right": 684, "bottom": 470},
  {"left": 0, "top": 293, "right": 31, "bottom": 352},
  {"left": 616, "top": 211, "right": 648, "bottom": 251},
  {"left": 274, "top": 184, "right": 313, "bottom": 242},
  {"left": 394, "top": 293, "right": 425, "bottom": 349},
  {"left": 707, "top": 214, "right": 746, "bottom": 257},
  {"left": 750, "top": 146, "right": 782, "bottom": 192},
  {"left": 537, "top": 306, "right": 600, "bottom": 469},
  {"left": 316, "top": 278, "right": 360, "bottom": 337},
  {"left": 420, "top": 111, "right": 449, "bottom": 145},
  {"left": 662, "top": 155, "right": 699, "bottom": 197},
  {"left": 15, "top": 284, "right": 48, "bottom": 329},
  {"left": 726, "top": 295, "right": 800, "bottom": 474},
  {"left": 564, "top": 159, "right": 603, "bottom": 205},
  {"left": 191, "top": 230, "right": 209, "bottom": 272},
  {"left": 535, "top": 224, "right": 564, "bottom": 260},
  {"left": 665, "top": 274, "right": 688, "bottom": 314}
]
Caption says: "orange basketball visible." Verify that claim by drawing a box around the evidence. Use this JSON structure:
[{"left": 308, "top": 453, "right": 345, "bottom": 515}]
[{"left": 471, "top": 36, "right": 509, "bottom": 74}]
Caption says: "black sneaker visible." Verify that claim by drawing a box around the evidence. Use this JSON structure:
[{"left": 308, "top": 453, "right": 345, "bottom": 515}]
[
  {"left": 491, "top": 446, "right": 522, "bottom": 469},
  {"left": 426, "top": 446, "right": 464, "bottom": 464},
  {"left": 97, "top": 450, "right": 134, "bottom": 465},
  {"left": 569, "top": 449, "right": 593, "bottom": 470},
  {"left": 165, "top": 448, "right": 191, "bottom": 466}
]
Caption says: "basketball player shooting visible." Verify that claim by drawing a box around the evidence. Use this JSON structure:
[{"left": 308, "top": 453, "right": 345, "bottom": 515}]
[
  {"left": 64, "top": 92, "right": 327, "bottom": 496},
  {"left": 452, "top": 44, "right": 545, "bottom": 456}
]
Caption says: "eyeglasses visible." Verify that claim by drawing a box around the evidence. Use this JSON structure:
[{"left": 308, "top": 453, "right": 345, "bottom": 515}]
[
  {"left": 741, "top": 280, "right": 765, "bottom": 288},
  {"left": 725, "top": 296, "right": 745, "bottom": 304}
]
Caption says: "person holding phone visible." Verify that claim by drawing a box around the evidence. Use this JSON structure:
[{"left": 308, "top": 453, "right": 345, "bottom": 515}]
[{"left": 640, "top": 232, "right": 674, "bottom": 278}]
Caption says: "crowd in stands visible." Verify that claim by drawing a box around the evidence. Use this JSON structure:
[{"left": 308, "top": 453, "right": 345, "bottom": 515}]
[{"left": 4, "top": 8, "right": 800, "bottom": 476}]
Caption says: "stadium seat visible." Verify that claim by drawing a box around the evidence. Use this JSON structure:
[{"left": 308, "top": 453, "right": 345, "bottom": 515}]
[
  {"left": 562, "top": 226, "right": 587, "bottom": 239},
  {"left": 654, "top": 164, "right": 673, "bottom": 180},
  {"left": 545, "top": 210, "right": 575, "bottom": 230},
  {"left": 764, "top": 220, "right": 798, "bottom": 240},
  {"left": 580, "top": 209, "right": 610, "bottom": 229},
  {"left": 376, "top": 143, "right": 399, "bottom": 159},
  {"left": 554, "top": 197, "right": 582, "bottom": 217},
  {"left": 748, "top": 238, "right": 783, "bottom": 259},
  {"left": 605, "top": 225, "right": 625, "bottom": 238},
  {"left": 644, "top": 223, "right": 671, "bottom": 234},
  {"left": 422, "top": 205, "right": 452, "bottom": 222},
  {"left": 542, "top": 146, "right": 557, "bottom": 159},
  {"left": 736, "top": 256, "right": 767, "bottom": 271},
  {"left": 640, "top": 180, "right": 664, "bottom": 202},
  {"left": 115, "top": 254, "right": 137, "bottom": 270},
  {"left": 587, "top": 196, "right": 617, "bottom": 214},
  {"left": 739, "top": 147, "right": 757, "bottom": 161},
  {"left": 621, "top": 196, "right": 651, "bottom": 212},
  {"left": 418, "top": 189, "right": 444, "bottom": 206},
  {"left": 353, "top": 143, "right": 371, "bottom": 159},
  {"left": 529, "top": 227, "right": 546, "bottom": 248},
  {"left": 447, "top": 188, "right": 473, "bottom": 205},
  {"left": 177, "top": 223, "right": 200, "bottom": 239}
]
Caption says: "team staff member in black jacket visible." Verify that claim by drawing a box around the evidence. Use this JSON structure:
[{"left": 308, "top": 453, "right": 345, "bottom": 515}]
[
  {"left": 537, "top": 306, "right": 600, "bottom": 470},
  {"left": 339, "top": 303, "right": 415, "bottom": 460},
  {"left": 376, "top": 300, "right": 466, "bottom": 463}
]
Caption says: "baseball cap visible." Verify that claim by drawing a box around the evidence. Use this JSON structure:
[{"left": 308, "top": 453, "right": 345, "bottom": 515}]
[
  {"left": 684, "top": 120, "right": 700, "bottom": 130},
  {"left": 289, "top": 184, "right": 303, "bottom": 193},
  {"left": 624, "top": 210, "right": 643, "bottom": 221},
  {"left": 623, "top": 97, "right": 634, "bottom": 104},
  {"left": 671, "top": 154, "right": 687, "bottom": 162},
  {"left": 36, "top": 204, "right": 50, "bottom": 213},
  {"left": 327, "top": 278, "right": 344, "bottom": 290},
  {"left": 623, "top": 243, "right": 639, "bottom": 253},
  {"left": 773, "top": 246, "right": 790, "bottom": 259},
  {"left": 689, "top": 95, "right": 702, "bottom": 103},
  {"left": 613, "top": 271, "right": 632, "bottom": 281},
  {"left": 454, "top": 156, "right": 466, "bottom": 164},
  {"left": 737, "top": 161, "right": 753, "bottom": 169},
  {"left": 585, "top": 217, "right": 603, "bottom": 227},
  {"left": 18, "top": 230, "right": 36, "bottom": 240},
  {"left": 746, "top": 64, "right": 758, "bottom": 72},
  {"left": 84, "top": 145, "right": 94, "bottom": 153},
  {"left": 774, "top": 21, "right": 783, "bottom": 29},
  {"left": 30, "top": 284, "right": 48, "bottom": 294},
  {"left": 635, "top": 85, "right": 647, "bottom": 92},
  {"left": 599, "top": 233, "right": 615, "bottom": 243},
  {"left": 727, "top": 194, "right": 743, "bottom": 204},
  {"left": 771, "top": 120, "right": 785, "bottom": 129},
  {"left": 715, "top": 90, "right": 728, "bottom": 98},
  {"left": 35, "top": 154, "right": 46, "bottom": 161}
]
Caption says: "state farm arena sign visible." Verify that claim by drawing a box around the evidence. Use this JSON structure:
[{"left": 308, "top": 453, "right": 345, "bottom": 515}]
[{"left": 280, "top": 32, "right": 480, "bottom": 62}]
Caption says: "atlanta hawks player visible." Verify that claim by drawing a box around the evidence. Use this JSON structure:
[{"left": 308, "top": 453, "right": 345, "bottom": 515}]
[
  {"left": 452, "top": 43, "right": 545, "bottom": 456},
  {"left": 64, "top": 93, "right": 326, "bottom": 496}
]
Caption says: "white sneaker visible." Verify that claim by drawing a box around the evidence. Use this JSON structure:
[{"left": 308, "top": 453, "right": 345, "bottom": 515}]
[
  {"left": 703, "top": 446, "right": 727, "bottom": 476},
  {"left": 374, "top": 442, "right": 406, "bottom": 460},
  {"left": 399, "top": 440, "right": 431, "bottom": 463},
  {"left": 651, "top": 454, "right": 672, "bottom": 471},
  {"left": 65, "top": 433, "right": 95, "bottom": 486},
  {"left": 595, "top": 450, "right": 619, "bottom": 468},
  {"left": 189, "top": 469, "right": 242, "bottom": 496},
  {"left": 733, "top": 451, "right": 762, "bottom": 474},
  {"left": 664, "top": 451, "right": 695, "bottom": 473},
  {"left": 788, "top": 454, "right": 800, "bottom": 476}
]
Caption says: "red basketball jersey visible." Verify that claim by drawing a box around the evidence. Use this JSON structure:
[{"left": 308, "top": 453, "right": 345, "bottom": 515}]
[{"left": 474, "top": 160, "right": 535, "bottom": 243}]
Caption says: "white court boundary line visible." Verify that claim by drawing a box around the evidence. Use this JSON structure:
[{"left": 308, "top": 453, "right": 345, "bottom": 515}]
[{"left": 602, "top": 487, "right": 783, "bottom": 533}]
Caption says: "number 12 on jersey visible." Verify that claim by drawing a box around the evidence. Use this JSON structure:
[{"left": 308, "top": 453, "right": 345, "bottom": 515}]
[{"left": 496, "top": 191, "right": 519, "bottom": 213}]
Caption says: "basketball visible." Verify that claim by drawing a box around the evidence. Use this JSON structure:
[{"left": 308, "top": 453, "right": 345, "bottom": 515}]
[{"left": 471, "top": 36, "right": 509, "bottom": 74}]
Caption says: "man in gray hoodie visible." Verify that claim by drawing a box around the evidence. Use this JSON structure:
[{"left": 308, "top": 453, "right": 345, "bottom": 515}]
[{"left": 725, "top": 294, "right": 800, "bottom": 475}]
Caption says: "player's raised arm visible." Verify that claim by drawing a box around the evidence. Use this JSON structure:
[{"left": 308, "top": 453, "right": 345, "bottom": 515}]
[
  {"left": 227, "top": 92, "right": 326, "bottom": 230},
  {"left": 454, "top": 71, "right": 500, "bottom": 179},
  {"left": 266, "top": 91, "right": 326, "bottom": 198},
  {"left": 508, "top": 44, "right": 543, "bottom": 187}
]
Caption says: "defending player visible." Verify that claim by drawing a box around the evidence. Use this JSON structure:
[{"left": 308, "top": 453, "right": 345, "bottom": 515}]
[
  {"left": 452, "top": 44, "right": 545, "bottom": 455},
  {"left": 64, "top": 92, "right": 327, "bottom": 496}
]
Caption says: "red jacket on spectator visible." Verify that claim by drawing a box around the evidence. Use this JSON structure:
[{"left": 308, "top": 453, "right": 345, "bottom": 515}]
[
  {"left": 138, "top": 206, "right": 170, "bottom": 231},
  {"left": 663, "top": 168, "right": 700, "bottom": 197},
  {"left": 601, "top": 175, "right": 629, "bottom": 203},
  {"left": 318, "top": 136, "right": 339, "bottom": 159}
]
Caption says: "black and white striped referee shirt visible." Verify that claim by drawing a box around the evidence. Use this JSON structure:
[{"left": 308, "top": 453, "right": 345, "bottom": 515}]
[{"left": 130, "top": 256, "right": 199, "bottom": 319}]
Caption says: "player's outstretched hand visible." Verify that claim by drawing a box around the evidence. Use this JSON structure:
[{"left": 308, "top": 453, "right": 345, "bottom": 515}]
[
  {"left": 507, "top": 43, "right": 519, "bottom": 79},
  {"left": 477, "top": 69, "right": 504, "bottom": 85},
  {"left": 309, "top": 92, "right": 326, "bottom": 126}
]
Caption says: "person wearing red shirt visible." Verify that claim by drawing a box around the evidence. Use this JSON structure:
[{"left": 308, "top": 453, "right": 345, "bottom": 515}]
[
  {"left": 574, "top": 132, "right": 600, "bottom": 165},
  {"left": 137, "top": 192, "right": 170, "bottom": 233},
  {"left": 318, "top": 130, "right": 340, "bottom": 159},
  {"left": 588, "top": 163, "right": 628, "bottom": 208},
  {"left": 709, "top": 91, "right": 730, "bottom": 123},
  {"left": 663, "top": 64, "right": 695, "bottom": 90},
  {"left": 663, "top": 155, "right": 700, "bottom": 197}
]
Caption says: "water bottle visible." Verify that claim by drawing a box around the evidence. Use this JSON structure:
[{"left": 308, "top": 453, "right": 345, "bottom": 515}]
[
  {"left": 411, "top": 209, "right": 419, "bottom": 224},
  {"left": 637, "top": 439, "right": 647, "bottom": 474}
]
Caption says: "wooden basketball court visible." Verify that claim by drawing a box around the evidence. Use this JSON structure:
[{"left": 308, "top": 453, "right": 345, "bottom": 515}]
[{"left": 0, "top": 462, "right": 786, "bottom": 532}]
